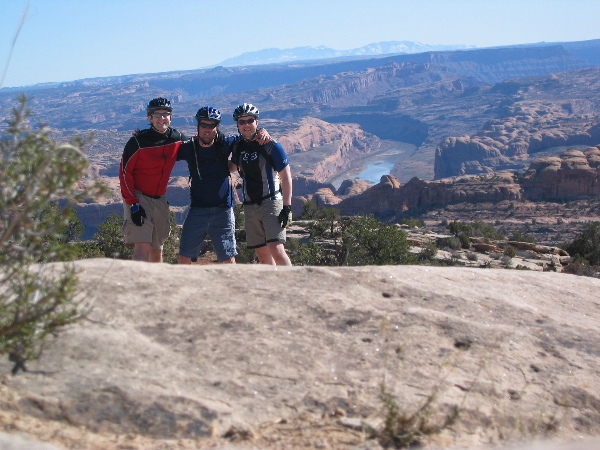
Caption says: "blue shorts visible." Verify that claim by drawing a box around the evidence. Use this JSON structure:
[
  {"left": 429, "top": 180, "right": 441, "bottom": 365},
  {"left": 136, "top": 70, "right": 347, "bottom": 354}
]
[{"left": 179, "top": 206, "right": 237, "bottom": 262}]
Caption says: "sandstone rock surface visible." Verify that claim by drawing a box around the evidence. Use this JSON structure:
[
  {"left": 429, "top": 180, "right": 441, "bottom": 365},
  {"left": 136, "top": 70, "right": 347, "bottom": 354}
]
[
  {"left": 522, "top": 147, "right": 600, "bottom": 200},
  {"left": 0, "top": 259, "right": 599, "bottom": 449}
]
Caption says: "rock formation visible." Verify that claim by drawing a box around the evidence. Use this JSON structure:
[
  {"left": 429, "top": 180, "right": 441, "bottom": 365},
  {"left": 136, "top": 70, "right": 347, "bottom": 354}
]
[
  {"left": 292, "top": 175, "right": 335, "bottom": 197},
  {"left": 331, "top": 172, "right": 523, "bottom": 216},
  {"left": 311, "top": 187, "right": 342, "bottom": 207},
  {"left": 522, "top": 146, "right": 600, "bottom": 200},
  {"left": 306, "top": 147, "right": 600, "bottom": 215},
  {"left": 336, "top": 178, "right": 372, "bottom": 197},
  {"left": 434, "top": 72, "right": 600, "bottom": 179}
]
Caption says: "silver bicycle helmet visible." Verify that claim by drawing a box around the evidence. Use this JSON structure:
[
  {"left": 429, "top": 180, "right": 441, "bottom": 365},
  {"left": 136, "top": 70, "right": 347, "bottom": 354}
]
[{"left": 233, "top": 103, "right": 259, "bottom": 120}]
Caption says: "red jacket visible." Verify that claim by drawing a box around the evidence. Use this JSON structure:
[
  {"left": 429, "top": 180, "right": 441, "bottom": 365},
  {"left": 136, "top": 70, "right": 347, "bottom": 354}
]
[{"left": 119, "top": 127, "right": 187, "bottom": 205}]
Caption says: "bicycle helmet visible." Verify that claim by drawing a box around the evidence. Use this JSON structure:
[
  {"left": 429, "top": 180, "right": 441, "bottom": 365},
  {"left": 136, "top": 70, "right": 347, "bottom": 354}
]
[
  {"left": 146, "top": 97, "right": 172, "bottom": 115},
  {"left": 233, "top": 103, "right": 259, "bottom": 120},
  {"left": 195, "top": 106, "right": 221, "bottom": 123}
]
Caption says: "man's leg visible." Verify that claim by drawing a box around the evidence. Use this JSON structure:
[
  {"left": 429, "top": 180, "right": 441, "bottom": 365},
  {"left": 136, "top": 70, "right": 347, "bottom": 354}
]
[
  {"left": 255, "top": 245, "right": 275, "bottom": 265},
  {"left": 209, "top": 208, "right": 237, "bottom": 265},
  {"left": 178, "top": 207, "right": 209, "bottom": 265},
  {"left": 149, "top": 248, "right": 163, "bottom": 263},
  {"left": 217, "top": 257, "right": 236, "bottom": 264},
  {"left": 268, "top": 241, "right": 292, "bottom": 266},
  {"left": 133, "top": 243, "right": 162, "bottom": 262},
  {"left": 132, "top": 242, "right": 151, "bottom": 262}
]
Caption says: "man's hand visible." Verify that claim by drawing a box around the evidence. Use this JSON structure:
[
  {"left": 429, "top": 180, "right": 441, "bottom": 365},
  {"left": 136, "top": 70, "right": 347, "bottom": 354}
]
[
  {"left": 214, "top": 131, "right": 225, "bottom": 146},
  {"left": 254, "top": 128, "right": 271, "bottom": 145},
  {"left": 278, "top": 205, "right": 292, "bottom": 228},
  {"left": 130, "top": 203, "right": 147, "bottom": 226}
]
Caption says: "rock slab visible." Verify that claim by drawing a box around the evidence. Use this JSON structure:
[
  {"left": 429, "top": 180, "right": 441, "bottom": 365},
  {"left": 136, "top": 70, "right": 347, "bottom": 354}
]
[{"left": 0, "top": 259, "right": 599, "bottom": 449}]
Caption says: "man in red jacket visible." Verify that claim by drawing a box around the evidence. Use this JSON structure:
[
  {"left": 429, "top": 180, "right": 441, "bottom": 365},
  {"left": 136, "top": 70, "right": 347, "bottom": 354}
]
[{"left": 119, "top": 97, "right": 187, "bottom": 262}]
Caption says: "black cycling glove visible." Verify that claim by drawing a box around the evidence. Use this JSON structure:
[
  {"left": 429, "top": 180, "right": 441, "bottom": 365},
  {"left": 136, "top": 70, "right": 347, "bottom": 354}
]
[
  {"left": 278, "top": 205, "right": 292, "bottom": 228},
  {"left": 130, "top": 203, "right": 147, "bottom": 226}
]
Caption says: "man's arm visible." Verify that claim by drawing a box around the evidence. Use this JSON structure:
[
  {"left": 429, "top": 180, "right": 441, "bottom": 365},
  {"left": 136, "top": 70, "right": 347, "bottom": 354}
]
[
  {"left": 278, "top": 165, "right": 293, "bottom": 206},
  {"left": 225, "top": 137, "right": 240, "bottom": 173},
  {"left": 119, "top": 139, "right": 140, "bottom": 205},
  {"left": 255, "top": 128, "right": 271, "bottom": 145},
  {"left": 177, "top": 139, "right": 192, "bottom": 162}
]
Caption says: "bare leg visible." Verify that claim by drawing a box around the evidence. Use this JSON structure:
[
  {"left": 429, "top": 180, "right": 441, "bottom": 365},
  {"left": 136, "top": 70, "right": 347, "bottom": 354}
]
[
  {"left": 268, "top": 241, "right": 292, "bottom": 266},
  {"left": 149, "top": 248, "right": 163, "bottom": 263},
  {"left": 255, "top": 246, "right": 276, "bottom": 265},
  {"left": 217, "top": 257, "right": 236, "bottom": 264},
  {"left": 132, "top": 242, "right": 151, "bottom": 262}
]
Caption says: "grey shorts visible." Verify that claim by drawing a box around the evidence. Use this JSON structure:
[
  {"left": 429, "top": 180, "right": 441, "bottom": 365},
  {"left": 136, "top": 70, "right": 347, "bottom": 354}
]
[
  {"left": 122, "top": 192, "right": 171, "bottom": 249},
  {"left": 179, "top": 206, "right": 237, "bottom": 262},
  {"left": 244, "top": 198, "right": 286, "bottom": 249}
]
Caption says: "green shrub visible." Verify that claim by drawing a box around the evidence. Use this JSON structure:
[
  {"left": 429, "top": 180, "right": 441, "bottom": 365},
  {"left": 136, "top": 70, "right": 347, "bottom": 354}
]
[
  {"left": 299, "top": 200, "right": 319, "bottom": 219},
  {"left": 292, "top": 242, "right": 335, "bottom": 266},
  {"left": 377, "top": 382, "right": 458, "bottom": 448},
  {"left": 418, "top": 242, "right": 438, "bottom": 262},
  {"left": 94, "top": 214, "right": 132, "bottom": 259},
  {"left": 235, "top": 242, "right": 257, "bottom": 264},
  {"left": 459, "top": 234, "right": 471, "bottom": 249},
  {"left": 400, "top": 218, "right": 424, "bottom": 228},
  {"left": 501, "top": 255, "right": 513, "bottom": 267},
  {"left": 466, "top": 252, "right": 478, "bottom": 261},
  {"left": 447, "top": 220, "right": 505, "bottom": 240},
  {"left": 339, "top": 215, "right": 416, "bottom": 266},
  {"left": 289, "top": 209, "right": 417, "bottom": 266},
  {"left": 565, "top": 221, "right": 600, "bottom": 266},
  {"left": 510, "top": 231, "right": 536, "bottom": 243},
  {"left": 437, "top": 236, "right": 461, "bottom": 250},
  {"left": 162, "top": 213, "right": 181, "bottom": 264},
  {"left": 306, "top": 207, "right": 340, "bottom": 239},
  {"left": 0, "top": 98, "right": 105, "bottom": 373},
  {"left": 562, "top": 261, "right": 600, "bottom": 278},
  {"left": 72, "top": 242, "right": 105, "bottom": 259},
  {"left": 505, "top": 245, "right": 518, "bottom": 258}
]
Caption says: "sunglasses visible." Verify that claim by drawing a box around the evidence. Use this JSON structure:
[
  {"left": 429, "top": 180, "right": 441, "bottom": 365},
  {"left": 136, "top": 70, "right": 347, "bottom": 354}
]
[
  {"left": 237, "top": 118, "right": 256, "bottom": 125},
  {"left": 151, "top": 112, "right": 171, "bottom": 118},
  {"left": 198, "top": 121, "right": 218, "bottom": 129}
]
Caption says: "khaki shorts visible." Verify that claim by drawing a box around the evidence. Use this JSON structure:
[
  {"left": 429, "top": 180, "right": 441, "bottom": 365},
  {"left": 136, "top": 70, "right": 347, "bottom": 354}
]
[
  {"left": 122, "top": 192, "right": 171, "bottom": 249},
  {"left": 244, "top": 198, "right": 286, "bottom": 249}
]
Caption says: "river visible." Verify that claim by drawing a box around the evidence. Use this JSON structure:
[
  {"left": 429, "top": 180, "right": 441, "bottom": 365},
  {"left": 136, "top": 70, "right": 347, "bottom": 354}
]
[{"left": 328, "top": 142, "right": 417, "bottom": 189}]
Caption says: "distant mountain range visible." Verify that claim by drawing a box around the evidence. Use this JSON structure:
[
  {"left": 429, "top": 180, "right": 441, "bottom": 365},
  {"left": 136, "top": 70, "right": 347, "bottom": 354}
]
[{"left": 215, "top": 41, "right": 476, "bottom": 67}]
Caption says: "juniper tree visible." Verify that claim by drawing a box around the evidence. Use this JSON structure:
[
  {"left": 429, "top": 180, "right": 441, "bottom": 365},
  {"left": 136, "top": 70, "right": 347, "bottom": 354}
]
[
  {"left": 566, "top": 221, "right": 600, "bottom": 266},
  {"left": 0, "top": 97, "right": 105, "bottom": 373},
  {"left": 94, "top": 213, "right": 133, "bottom": 259}
]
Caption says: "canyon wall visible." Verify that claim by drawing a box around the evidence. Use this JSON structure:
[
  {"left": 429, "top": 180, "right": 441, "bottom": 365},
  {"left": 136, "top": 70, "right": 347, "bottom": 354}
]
[{"left": 315, "top": 146, "right": 600, "bottom": 216}]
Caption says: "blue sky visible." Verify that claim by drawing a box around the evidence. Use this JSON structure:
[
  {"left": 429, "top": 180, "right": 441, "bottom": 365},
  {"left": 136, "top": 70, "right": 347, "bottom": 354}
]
[{"left": 2, "top": 0, "right": 599, "bottom": 88}]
